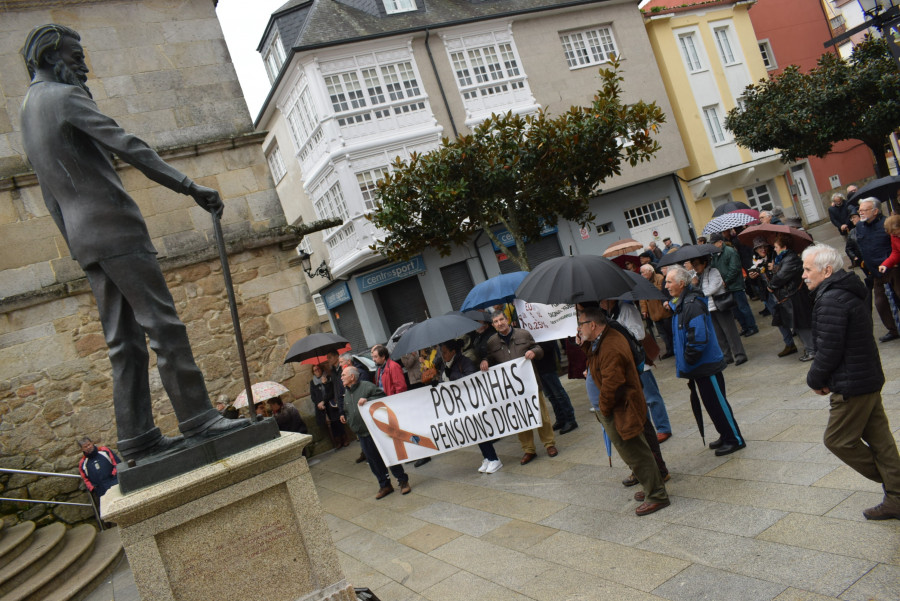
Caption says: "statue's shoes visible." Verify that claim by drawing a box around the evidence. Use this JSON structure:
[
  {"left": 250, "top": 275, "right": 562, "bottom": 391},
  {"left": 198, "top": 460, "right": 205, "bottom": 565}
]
[
  {"left": 192, "top": 415, "right": 251, "bottom": 439},
  {"left": 122, "top": 435, "right": 185, "bottom": 463}
]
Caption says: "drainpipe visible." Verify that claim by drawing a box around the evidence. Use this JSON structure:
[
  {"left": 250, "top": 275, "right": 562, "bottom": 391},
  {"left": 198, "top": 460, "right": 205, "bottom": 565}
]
[{"left": 425, "top": 28, "right": 459, "bottom": 139}]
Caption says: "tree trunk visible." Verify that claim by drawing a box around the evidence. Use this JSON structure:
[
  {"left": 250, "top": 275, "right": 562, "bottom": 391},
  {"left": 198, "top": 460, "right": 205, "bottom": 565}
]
[{"left": 865, "top": 138, "right": 890, "bottom": 178}]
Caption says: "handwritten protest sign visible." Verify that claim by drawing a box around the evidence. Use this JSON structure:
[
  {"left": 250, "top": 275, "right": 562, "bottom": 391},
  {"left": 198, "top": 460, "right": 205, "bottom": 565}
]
[
  {"left": 514, "top": 300, "right": 577, "bottom": 342},
  {"left": 360, "top": 358, "right": 542, "bottom": 467}
]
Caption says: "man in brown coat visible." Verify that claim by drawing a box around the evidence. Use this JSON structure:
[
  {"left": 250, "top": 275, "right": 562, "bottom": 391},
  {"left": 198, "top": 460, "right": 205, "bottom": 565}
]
[
  {"left": 481, "top": 311, "right": 558, "bottom": 464},
  {"left": 578, "top": 306, "right": 669, "bottom": 516}
]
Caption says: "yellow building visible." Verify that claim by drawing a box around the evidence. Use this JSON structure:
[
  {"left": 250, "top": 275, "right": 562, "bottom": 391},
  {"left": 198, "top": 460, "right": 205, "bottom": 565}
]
[{"left": 643, "top": 0, "right": 809, "bottom": 233}]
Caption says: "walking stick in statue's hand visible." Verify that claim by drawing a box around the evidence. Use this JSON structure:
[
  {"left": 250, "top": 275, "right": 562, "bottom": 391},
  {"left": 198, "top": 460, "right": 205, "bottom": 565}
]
[{"left": 208, "top": 202, "right": 255, "bottom": 418}]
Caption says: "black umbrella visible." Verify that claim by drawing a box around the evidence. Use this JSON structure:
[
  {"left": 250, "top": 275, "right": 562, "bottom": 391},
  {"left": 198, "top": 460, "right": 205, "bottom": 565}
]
[
  {"left": 657, "top": 244, "right": 722, "bottom": 268},
  {"left": 283, "top": 332, "right": 350, "bottom": 364},
  {"left": 611, "top": 270, "right": 667, "bottom": 302},
  {"left": 711, "top": 201, "right": 752, "bottom": 217},
  {"left": 514, "top": 255, "right": 635, "bottom": 304},
  {"left": 848, "top": 175, "right": 900, "bottom": 210},
  {"left": 390, "top": 314, "right": 481, "bottom": 358},
  {"left": 687, "top": 380, "right": 706, "bottom": 446}
]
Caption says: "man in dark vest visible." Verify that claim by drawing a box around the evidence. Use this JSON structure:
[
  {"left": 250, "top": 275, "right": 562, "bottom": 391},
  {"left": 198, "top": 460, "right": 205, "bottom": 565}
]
[{"left": 19, "top": 25, "right": 246, "bottom": 461}]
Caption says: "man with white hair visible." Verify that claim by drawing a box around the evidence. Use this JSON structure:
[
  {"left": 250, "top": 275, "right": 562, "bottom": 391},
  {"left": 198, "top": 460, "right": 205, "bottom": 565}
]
[
  {"left": 802, "top": 243, "right": 900, "bottom": 520},
  {"left": 856, "top": 198, "right": 899, "bottom": 342}
]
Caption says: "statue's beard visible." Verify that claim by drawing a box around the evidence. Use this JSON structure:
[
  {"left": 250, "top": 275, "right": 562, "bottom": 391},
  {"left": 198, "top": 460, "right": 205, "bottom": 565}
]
[{"left": 53, "top": 60, "right": 91, "bottom": 98}]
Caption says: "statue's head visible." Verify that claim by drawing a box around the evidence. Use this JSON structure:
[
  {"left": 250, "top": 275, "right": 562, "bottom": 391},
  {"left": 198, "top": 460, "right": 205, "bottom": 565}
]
[{"left": 21, "top": 24, "right": 91, "bottom": 97}]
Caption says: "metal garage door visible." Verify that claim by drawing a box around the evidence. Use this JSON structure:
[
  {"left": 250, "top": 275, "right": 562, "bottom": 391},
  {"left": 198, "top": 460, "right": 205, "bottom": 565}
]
[
  {"left": 376, "top": 276, "right": 430, "bottom": 334},
  {"left": 498, "top": 234, "right": 563, "bottom": 273},
  {"left": 331, "top": 302, "right": 367, "bottom": 354},
  {"left": 441, "top": 262, "right": 475, "bottom": 310}
]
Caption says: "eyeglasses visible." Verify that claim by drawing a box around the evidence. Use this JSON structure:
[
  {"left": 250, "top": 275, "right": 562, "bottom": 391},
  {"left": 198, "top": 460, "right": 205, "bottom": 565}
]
[{"left": 577, "top": 321, "right": 591, "bottom": 327}]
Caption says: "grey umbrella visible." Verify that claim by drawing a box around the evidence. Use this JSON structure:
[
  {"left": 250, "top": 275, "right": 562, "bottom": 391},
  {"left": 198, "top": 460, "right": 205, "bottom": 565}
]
[
  {"left": 610, "top": 270, "right": 667, "bottom": 302},
  {"left": 657, "top": 244, "right": 722, "bottom": 268},
  {"left": 514, "top": 255, "right": 635, "bottom": 304},
  {"left": 390, "top": 314, "right": 481, "bottom": 358}
]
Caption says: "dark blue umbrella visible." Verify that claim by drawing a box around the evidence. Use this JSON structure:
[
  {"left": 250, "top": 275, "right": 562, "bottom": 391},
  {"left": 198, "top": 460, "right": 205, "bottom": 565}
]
[{"left": 461, "top": 271, "right": 529, "bottom": 311}]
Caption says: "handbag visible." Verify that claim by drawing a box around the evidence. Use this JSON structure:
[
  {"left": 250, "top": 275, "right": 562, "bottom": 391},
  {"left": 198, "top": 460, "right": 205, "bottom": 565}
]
[{"left": 712, "top": 291, "right": 736, "bottom": 311}]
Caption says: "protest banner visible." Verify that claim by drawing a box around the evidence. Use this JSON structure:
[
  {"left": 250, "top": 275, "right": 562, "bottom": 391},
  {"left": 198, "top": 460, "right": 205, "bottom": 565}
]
[
  {"left": 359, "top": 357, "right": 542, "bottom": 467},
  {"left": 513, "top": 300, "right": 577, "bottom": 342}
]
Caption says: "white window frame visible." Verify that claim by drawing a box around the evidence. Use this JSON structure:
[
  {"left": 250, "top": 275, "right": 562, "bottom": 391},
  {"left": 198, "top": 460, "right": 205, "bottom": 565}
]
[
  {"left": 559, "top": 25, "right": 619, "bottom": 69},
  {"left": 323, "top": 59, "right": 426, "bottom": 127},
  {"left": 356, "top": 167, "right": 389, "bottom": 212},
  {"left": 266, "top": 143, "right": 286, "bottom": 183},
  {"left": 264, "top": 33, "right": 286, "bottom": 84},
  {"left": 702, "top": 105, "right": 727, "bottom": 145},
  {"left": 679, "top": 33, "right": 703, "bottom": 72},
  {"left": 714, "top": 27, "right": 737, "bottom": 65},
  {"left": 624, "top": 199, "right": 672, "bottom": 229},
  {"left": 758, "top": 39, "right": 777, "bottom": 70},
  {"left": 447, "top": 35, "right": 526, "bottom": 102},
  {"left": 285, "top": 80, "right": 320, "bottom": 152},
  {"left": 384, "top": 0, "right": 416, "bottom": 15},
  {"left": 745, "top": 183, "right": 774, "bottom": 212}
]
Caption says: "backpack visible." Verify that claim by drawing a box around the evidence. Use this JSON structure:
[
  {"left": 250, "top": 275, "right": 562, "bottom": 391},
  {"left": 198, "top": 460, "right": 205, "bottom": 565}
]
[{"left": 607, "top": 319, "right": 646, "bottom": 369}]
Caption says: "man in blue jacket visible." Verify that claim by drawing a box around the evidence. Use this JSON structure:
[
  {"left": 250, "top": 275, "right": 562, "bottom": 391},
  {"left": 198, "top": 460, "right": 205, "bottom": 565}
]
[
  {"left": 665, "top": 266, "right": 745, "bottom": 456},
  {"left": 802, "top": 243, "right": 900, "bottom": 520},
  {"left": 78, "top": 438, "right": 119, "bottom": 508},
  {"left": 855, "top": 198, "right": 899, "bottom": 342}
]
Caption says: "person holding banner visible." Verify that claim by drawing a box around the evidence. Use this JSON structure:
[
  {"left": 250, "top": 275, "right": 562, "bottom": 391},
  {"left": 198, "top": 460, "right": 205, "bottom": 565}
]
[
  {"left": 578, "top": 306, "right": 670, "bottom": 516},
  {"left": 339, "top": 367, "right": 411, "bottom": 499},
  {"left": 481, "top": 311, "right": 558, "bottom": 464},
  {"left": 439, "top": 340, "right": 503, "bottom": 474}
]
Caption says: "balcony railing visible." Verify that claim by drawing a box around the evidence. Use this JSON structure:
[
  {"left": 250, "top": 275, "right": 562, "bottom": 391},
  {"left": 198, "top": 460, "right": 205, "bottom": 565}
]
[{"left": 324, "top": 215, "right": 384, "bottom": 276}]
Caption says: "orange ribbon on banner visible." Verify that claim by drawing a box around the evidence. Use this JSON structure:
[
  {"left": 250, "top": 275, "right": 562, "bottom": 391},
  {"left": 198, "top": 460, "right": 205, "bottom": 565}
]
[{"left": 368, "top": 401, "right": 438, "bottom": 461}]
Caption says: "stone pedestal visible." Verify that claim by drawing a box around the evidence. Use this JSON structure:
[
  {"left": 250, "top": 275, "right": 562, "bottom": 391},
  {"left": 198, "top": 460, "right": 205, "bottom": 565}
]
[{"left": 102, "top": 433, "right": 355, "bottom": 601}]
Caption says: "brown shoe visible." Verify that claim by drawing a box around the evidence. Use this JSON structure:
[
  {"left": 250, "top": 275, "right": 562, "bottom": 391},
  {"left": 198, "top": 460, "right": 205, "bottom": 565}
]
[
  {"left": 635, "top": 500, "right": 670, "bottom": 516},
  {"left": 375, "top": 485, "right": 394, "bottom": 499},
  {"left": 355, "top": 452, "right": 366, "bottom": 464},
  {"left": 400, "top": 482, "right": 411, "bottom": 495},
  {"left": 777, "top": 344, "right": 798, "bottom": 358},
  {"left": 634, "top": 490, "right": 645, "bottom": 502},
  {"left": 520, "top": 452, "right": 537, "bottom": 465},
  {"left": 657, "top": 432, "right": 671, "bottom": 443},
  {"left": 862, "top": 502, "right": 900, "bottom": 520},
  {"left": 622, "top": 473, "right": 639, "bottom": 487},
  {"left": 546, "top": 446, "right": 559, "bottom": 457}
]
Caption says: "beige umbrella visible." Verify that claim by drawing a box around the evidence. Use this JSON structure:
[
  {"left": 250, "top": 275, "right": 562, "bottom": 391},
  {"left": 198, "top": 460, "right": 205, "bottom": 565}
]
[
  {"left": 233, "top": 381, "right": 290, "bottom": 408},
  {"left": 602, "top": 238, "right": 644, "bottom": 257}
]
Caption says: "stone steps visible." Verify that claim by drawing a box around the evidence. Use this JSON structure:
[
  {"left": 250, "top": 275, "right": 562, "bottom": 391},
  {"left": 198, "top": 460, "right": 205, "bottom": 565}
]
[{"left": 0, "top": 521, "right": 123, "bottom": 601}]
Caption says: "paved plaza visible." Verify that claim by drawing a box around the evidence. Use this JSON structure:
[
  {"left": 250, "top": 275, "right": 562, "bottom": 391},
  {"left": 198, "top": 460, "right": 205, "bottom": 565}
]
[{"left": 87, "top": 222, "right": 899, "bottom": 601}]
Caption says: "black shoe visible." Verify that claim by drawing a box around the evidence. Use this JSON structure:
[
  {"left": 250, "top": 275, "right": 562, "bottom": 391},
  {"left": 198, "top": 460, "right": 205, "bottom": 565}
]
[
  {"left": 708, "top": 437, "right": 725, "bottom": 450},
  {"left": 799, "top": 351, "right": 815, "bottom": 362},
  {"left": 122, "top": 435, "right": 185, "bottom": 462},
  {"left": 552, "top": 422, "right": 562, "bottom": 431},
  {"left": 735, "top": 357, "right": 748, "bottom": 366},
  {"left": 660, "top": 352, "right": 674, "bottom": 360},
  {"left": 192, "top": 416, "right": 250, "bottom": 439},
  {"left": 725, "top": 357, "right": 734, "bottom": 364},
  {"left": 741, "top": 327, "right": 759, "bottom": 337},
  {"left": 414, "top": 457, "right": 431, "bottom": 467},
  {"left": 559, "top": 422, "right": 579, "bottom": 435},
  {"left": 714, "top": 441, "right": 746, "bottom": 456},
  {"left": 879, "top": 331, "right": 899, "bottom": 343},
  {"left": 758, "top": 308, "right": 771, "bottom": 316}
]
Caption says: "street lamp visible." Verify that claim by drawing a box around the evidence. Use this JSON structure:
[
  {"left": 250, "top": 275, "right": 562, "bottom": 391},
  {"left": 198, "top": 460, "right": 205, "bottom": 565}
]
[{"left": 298, "top": 250, "right": 332, "bottom": 280}]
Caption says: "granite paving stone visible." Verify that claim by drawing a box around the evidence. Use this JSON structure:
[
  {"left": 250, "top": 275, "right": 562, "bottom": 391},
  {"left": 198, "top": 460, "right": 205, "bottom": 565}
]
[
  {"left": 348, "top": 506, "right": 429, "bottom": 541},
  {"left": 428, "top": 535, "right": 558, "bottom": 589},
  {"left": 656, "top": 495, "right": 787, "bottom": 537},
  {"left": 515, "top": 565, "right": 670, "bottom": 601},
  {"left": 479, "top": 519, "right": 559, "bottom": 551},
  {"left": 705, "top": 457, "right": 838, "bottom": 486},
  {"left": 538, "top": 504, "right": 668, "bottom": 545},
  {"left": 773, "top": 588, "right": 842, "bottom": 601},
  {"left": 420, "top": 570, "right": 534, "bottom": 601},
  {"left": 756, "top": 513, "right": 900, "bottom": 565},
  {"left": 336, "top": 550, "right": 393, "bottom": 592},
  {"left": 651, "top": 563, "right": 786, "bottom": 601},
  {"left": 324, "top": 513, "right": 363, "bottom": 543},
  {"left": 410, "top": 501, "right": 512, "bottom": 537},
  {"left": 637, "top": 523, "right": 876, "bottom": 597},
  {"left": 461, "top": 490, "right": 568, "bottom": 522},
  {"left": 822, "top": 491, "right": 889, "bottom": 522},
  {"left": 838, "top": 563, "right": 900, "bottom": 601},
  {"left": 398, "top": 523, "right": 462, "bottom": 554},
  {"left": 371, "top": 580, "right": 429, "bottom": 601},
  {"left": 812, "top": 464, "right": 890, "bottom": 493}
]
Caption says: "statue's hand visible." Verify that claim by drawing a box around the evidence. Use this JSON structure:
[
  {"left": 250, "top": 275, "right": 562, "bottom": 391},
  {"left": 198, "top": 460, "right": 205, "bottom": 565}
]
[{"left": 190, "top": 183, "right": 224, "bottom": 217}]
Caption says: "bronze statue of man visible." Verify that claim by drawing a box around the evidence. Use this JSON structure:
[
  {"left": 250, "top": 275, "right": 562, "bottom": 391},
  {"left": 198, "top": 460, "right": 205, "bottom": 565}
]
[{"left": 19, "top": 24, "right": 247, "bottom": 461}]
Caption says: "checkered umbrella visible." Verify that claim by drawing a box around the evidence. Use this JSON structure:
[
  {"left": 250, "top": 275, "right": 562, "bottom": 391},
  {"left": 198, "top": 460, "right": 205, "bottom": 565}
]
[{"left": 702, "top": 212, "right": 758, "bottom": 235}]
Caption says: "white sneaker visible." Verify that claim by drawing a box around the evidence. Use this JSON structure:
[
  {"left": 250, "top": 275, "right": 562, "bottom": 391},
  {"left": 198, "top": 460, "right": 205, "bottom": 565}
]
[
  {"left": 485, "top": 460, "right": 503, "bottom": 474},
  {"left": 589, "top": 406, "right": 597, "bottom": 412},
  {"left": 478, "top": 458, "right": 490, "bottom": 473}
]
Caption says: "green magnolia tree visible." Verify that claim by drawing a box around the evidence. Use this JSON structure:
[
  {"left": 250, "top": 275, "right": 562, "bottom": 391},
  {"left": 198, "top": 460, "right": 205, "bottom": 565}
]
[
  {"left": 724, "top": 37, "right": 900, "bottom": 177},
  {"left": 369, "top": 60, "right": 666, "bottom": 270}
]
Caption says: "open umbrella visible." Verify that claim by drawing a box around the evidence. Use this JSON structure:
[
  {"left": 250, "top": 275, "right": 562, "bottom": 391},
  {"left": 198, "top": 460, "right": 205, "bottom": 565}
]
[
  {"left": 731, "top": 208, "right": 760, "bottom": 220},
  {"left": 711, "top": 201, "right": 751, "bottom": 217},
  {"left": 385, "top": 322, "right": 415, "bottom": 356},
  {"left": 702, "top": 212, "right": 758, "bottom": 236},
  {"left": 284, "top": 332, "right": 350, "bottom": 364},
  {"left": 461, "top": 272, "right": 529, "bottom": 311},
  {"left": 602, "top": 238, "right": 644, "bottom": 258},
  {"left": 515, "top": 255, "right": 636, "bottom": 304},
  {"left": 657, "top": 244, "right": 722, "bottom": 268},
  {"left": 611, "top": 270, "right": 667, "bottom": 302},
  {"left": 610, "top": 254, "right": 641, "bottom": 271},
  {"left": 737, "top": 224, "right": 813, "bottom": 254},
  {"left": 391, "top": 314, "right": 481, "bottom": 358},
  {"left": 848, "top": 175, "right": 900, "bottom": 207},
  {"left": 299, "top": 343, "right": 352, "bottom": 366},
  {"left": 234, "top": 381, "right": 290, "bottom": 408}
]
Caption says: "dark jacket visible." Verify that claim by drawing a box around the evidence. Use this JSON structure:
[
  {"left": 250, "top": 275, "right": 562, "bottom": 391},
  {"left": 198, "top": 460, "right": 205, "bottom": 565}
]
[
  {"left": 21, "top": 76, "right": 195, "bottom": 266},
  {"left": 78, "top": 446, "right": 119, "bottom": 496},
  {"left": 829, "top": 203, "right": 852, "bottom": 232},
  {"left": 856, "top": 215, "right": 892, "bottom": 267},
  {"left": 767, "top": 249, "right": 813, "bottom": 329},
  {"left": 342, "top": 380, "right": 386, "bottom": 437},
  {"left": 273, "top": 402, "right": 308, "bottom": 434},
  {"left": 712, "top": 244, "right": 744, "bottom": 291},
  {"left": 441, "top": 353, "right": 478, "bottom": 382},
  {"left": 807, "top": 270, "right": 884, "bottom": 396},
  {"left": 484, "top": 327, "right": 543, "bottom": 365},
  {"left": 669, "top": 288, "right": 726, "bottom": 379}
]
